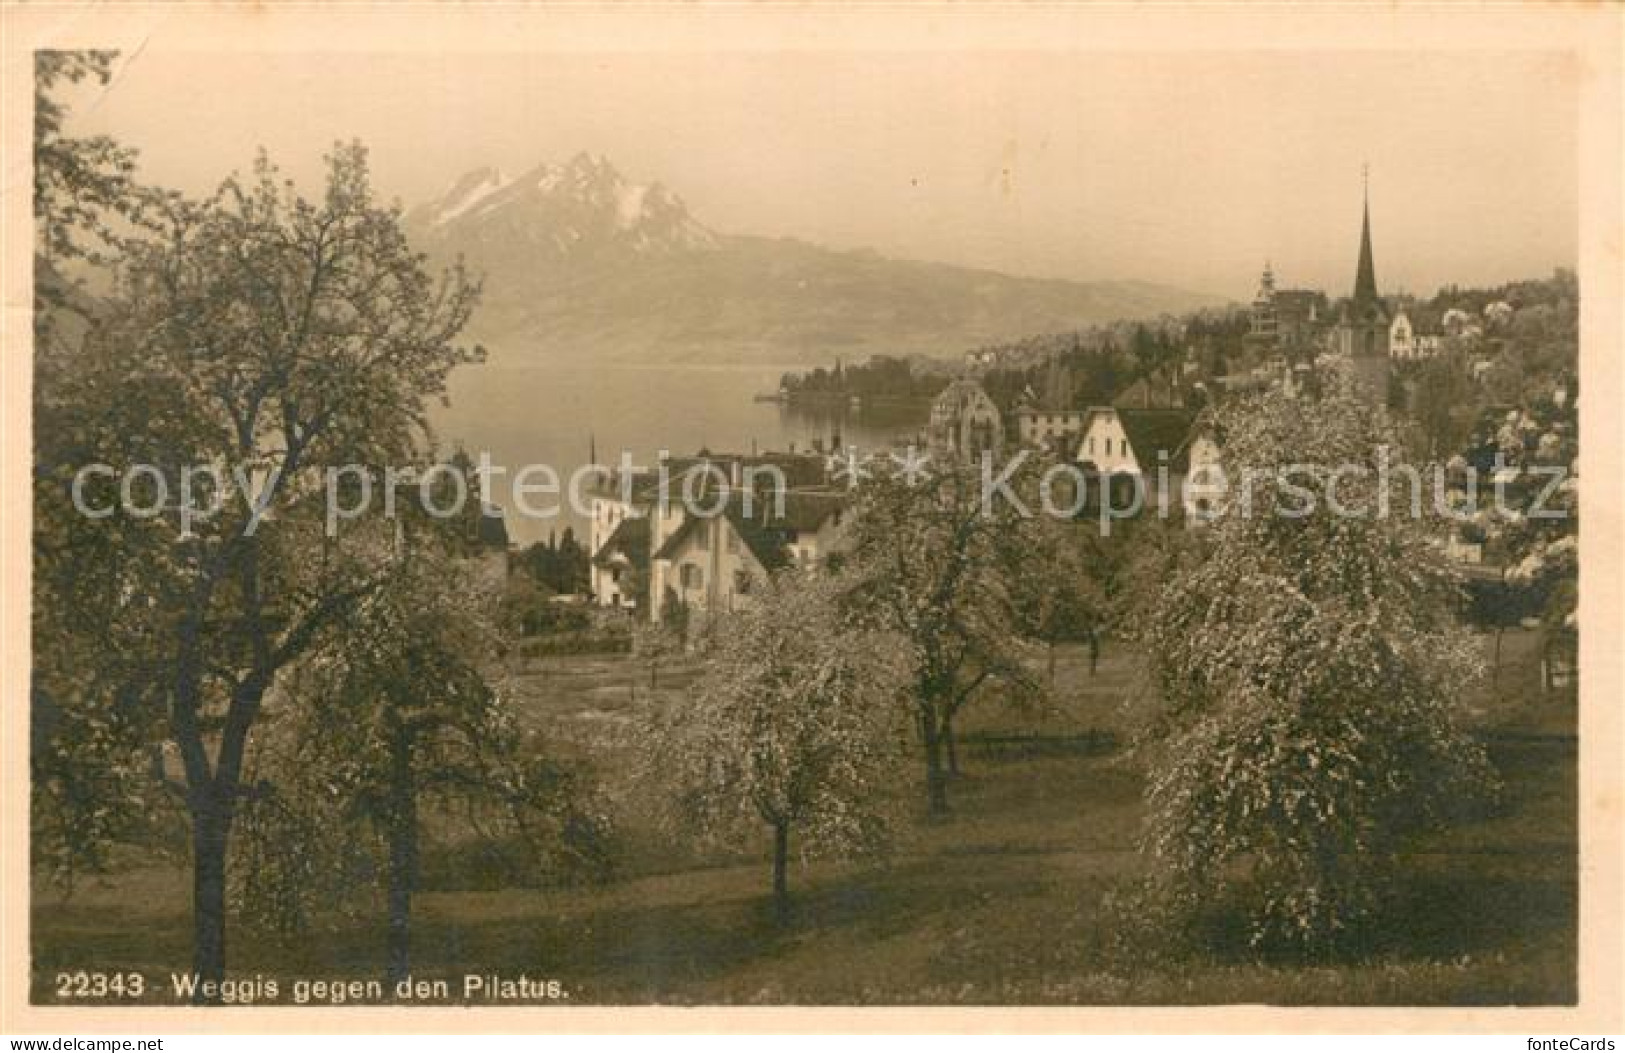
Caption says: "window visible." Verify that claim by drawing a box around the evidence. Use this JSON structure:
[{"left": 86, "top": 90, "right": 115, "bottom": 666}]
[
  {"left": 681, "top": 564, "right": 704, "bottom": 591},
  {"left": 733, "top": 569, "right": 752, "bottom": 595}
]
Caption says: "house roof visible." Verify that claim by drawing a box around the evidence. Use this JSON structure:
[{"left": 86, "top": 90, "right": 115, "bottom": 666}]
[
  {"left": 589, "top": 452, "right": 830, "bottom": 504},
  {"left": 775, "top": 489, "right": 849, "bottom": 533},
  {"left": 652, "top": 488, "right": 847, "bottom": 571},
  {"left": 652, "top": 496, "right": 798, "bottom": 573},
  {"left": 1015, "top": 406, "right": 1089, "bottom": 419},
  {"left": 1393, "top": 303, "right": 1445, "bottom": 334},
  {"left": 725, "top": 503, "right": 797, "bottom": 572},
  {"left": 592, "top": 516, "right": 650, "bottom": 569},
  {"left": 1115, "top": 408, "right": 1199, "bottom": 472},
  {"left": 1172, "top": 412, "right": 1223, "bottom": 466},
  {"left": 1112, "top": 367, "right": 1185, "bottom": 410}
]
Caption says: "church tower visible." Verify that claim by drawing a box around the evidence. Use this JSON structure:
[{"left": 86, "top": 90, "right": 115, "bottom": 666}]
[
  {"left": 1248, "top": 261, "right": 1279, "bottom": 348},
  {"left": 1335, "top": 169, "right": 1390, "bottom": 402}
]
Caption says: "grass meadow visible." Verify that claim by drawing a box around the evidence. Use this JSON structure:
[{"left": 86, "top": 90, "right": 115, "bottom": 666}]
[{"left": 31, "top": 630, "right": 1575, "bottom": 1005}]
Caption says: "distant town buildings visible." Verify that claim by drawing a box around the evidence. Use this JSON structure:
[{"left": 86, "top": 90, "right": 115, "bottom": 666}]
[
  {"left": 1334, "top": 178, "right": 1392, "bottom": 402},
  {"left": 964, "top": 347, "right": 1002, "bottom": 369},
  {"left": 1271, "top": 288, "right": 1330, "bottom": 351},
  {"left": 928, "top": 379, "right": 1003, "bottom": 461},
  {"left": 573, "top": 170, "right": 1506, "bottom": 618},
  {"left": 1248, "top": 263, "right": 1280, "bottom": 346},
  {"left": 1113, "top": 365, "right": 1187, "bottom": 410},
  {"left": 1015, "top": 407, "right": 1092, "bottom": 451},
  {"left": 1248, "top": 264, "right": 1328, "bottom": 357},
  {"left": 1388, "top": 307, "right": 1442, "bottom": 360}
]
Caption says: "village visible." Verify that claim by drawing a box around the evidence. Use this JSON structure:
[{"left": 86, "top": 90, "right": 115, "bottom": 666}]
[
  {"left": 25, "top": 40, "right": 1585, "bottom": 1016},
  {"left": 549, "top": 183, "right": 1577, "bottom": 703}
]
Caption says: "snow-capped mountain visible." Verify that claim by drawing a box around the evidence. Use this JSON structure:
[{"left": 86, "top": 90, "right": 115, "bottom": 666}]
[
  {"left": 406, "top": 153, "right": 718, "bottom": 268},
  {"left": 406, "top": 155, "right": 1223, "bottom": 365}
]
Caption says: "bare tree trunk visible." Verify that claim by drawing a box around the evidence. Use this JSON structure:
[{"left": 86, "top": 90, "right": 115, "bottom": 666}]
[
  {"left": 385, "top": 726, "right": 418, "bottom": 986},
  {"left": 177, "top": 542, "right": 281, "bottom": 1000},
  {"left": 1047, "top": 641, "right": 1057, "bottom": 691},
  {"left": 179, "top": 659, "right": 263, "bottom": 1002},
  {"left": 771, "top": 819, "right": 790, "bottom": 924},
  {"left": 1492, "top": 625, "right": 1504, "bottom": 695},
  {"left": 189, "top": 794, "right": 231, "bottom": 1000},
  {"left": 175, "top": 606, "right": 232, "bottom": 1001},
  {"left": 923, "top": 710, "right": 949, "bottom": 816},
  {"left": 944, "top": 711, "right": 960, "bottom": 778}
]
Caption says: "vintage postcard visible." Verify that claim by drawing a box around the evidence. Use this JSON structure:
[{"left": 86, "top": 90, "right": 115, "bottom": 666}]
[{"left": 1, "top": 1, "right": 1620, "bottom": 1037}]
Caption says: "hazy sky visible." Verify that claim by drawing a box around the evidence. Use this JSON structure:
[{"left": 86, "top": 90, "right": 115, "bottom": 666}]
[{"left": 68, "top": 48, "right": 1577, "bottom": 300}]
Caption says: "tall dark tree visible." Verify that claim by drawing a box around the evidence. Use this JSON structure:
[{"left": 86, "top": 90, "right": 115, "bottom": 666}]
[
  {"left": 33, "top": 51, "right": 152, "bottom": 271},
  {"left": 31, "top": 49, "right": 179, "bottom": 890},
  {"left": 33, "top": 142, "right": 483, "bottom": 991}
]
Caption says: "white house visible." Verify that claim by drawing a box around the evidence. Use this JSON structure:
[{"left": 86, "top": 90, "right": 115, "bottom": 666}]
[
  {"left": 1390, "top": 310, "right": 1418, "bottom": 359},
  {"left": 1014, "top": 407, "right": 1092, "bottom": 451},
  {"left": 1074, "top": 407, "right": 1200, "bottom": 516},
  {"left": 1076, "top": 408, "right": 1195, "bottom": 477},
  {"left": 650, "top": 506, "right": 779, "bottom": 621},
  {"left": 1075, "top": 409, "right": 1139, "bottom": 474},
  {"left": 648, "top": 489, "right": 850, "bottom": 623},
  {"left": 590, "top": 516, "right": 649, "bottom": 610},
  {"left": 1389, "top": 308, "right": 1442, "bottom": 360},
  {"left": 588, "top": 450, "right": 830, "bottom": 617},
  {"left": 1177, "top": 422, "right": 1225, "bottom": 520}
]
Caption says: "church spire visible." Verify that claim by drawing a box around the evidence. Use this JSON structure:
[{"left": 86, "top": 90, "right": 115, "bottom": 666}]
[{"left": 1353, "top": 164, "right": 1377, "bottom": 305}]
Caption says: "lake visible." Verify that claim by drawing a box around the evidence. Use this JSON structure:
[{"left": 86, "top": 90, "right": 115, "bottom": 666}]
[{"left": 432, "top": 361, "right": 928, "bottom": 546}]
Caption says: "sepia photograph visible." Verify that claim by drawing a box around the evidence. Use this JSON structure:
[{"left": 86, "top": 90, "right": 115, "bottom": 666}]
[{"left": 2, "top": 0, "right": 1621, "bottom": 1039}]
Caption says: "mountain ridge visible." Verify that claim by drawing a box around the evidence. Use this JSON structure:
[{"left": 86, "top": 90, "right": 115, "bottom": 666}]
[{"left": 406, "top": 156, "right": 1226, "bottom": 365}]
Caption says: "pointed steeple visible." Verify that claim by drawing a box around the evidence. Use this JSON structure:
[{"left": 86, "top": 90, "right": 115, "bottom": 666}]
[{"left": 1353, "top": 165, "right": 1377, "bottom": 305}]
